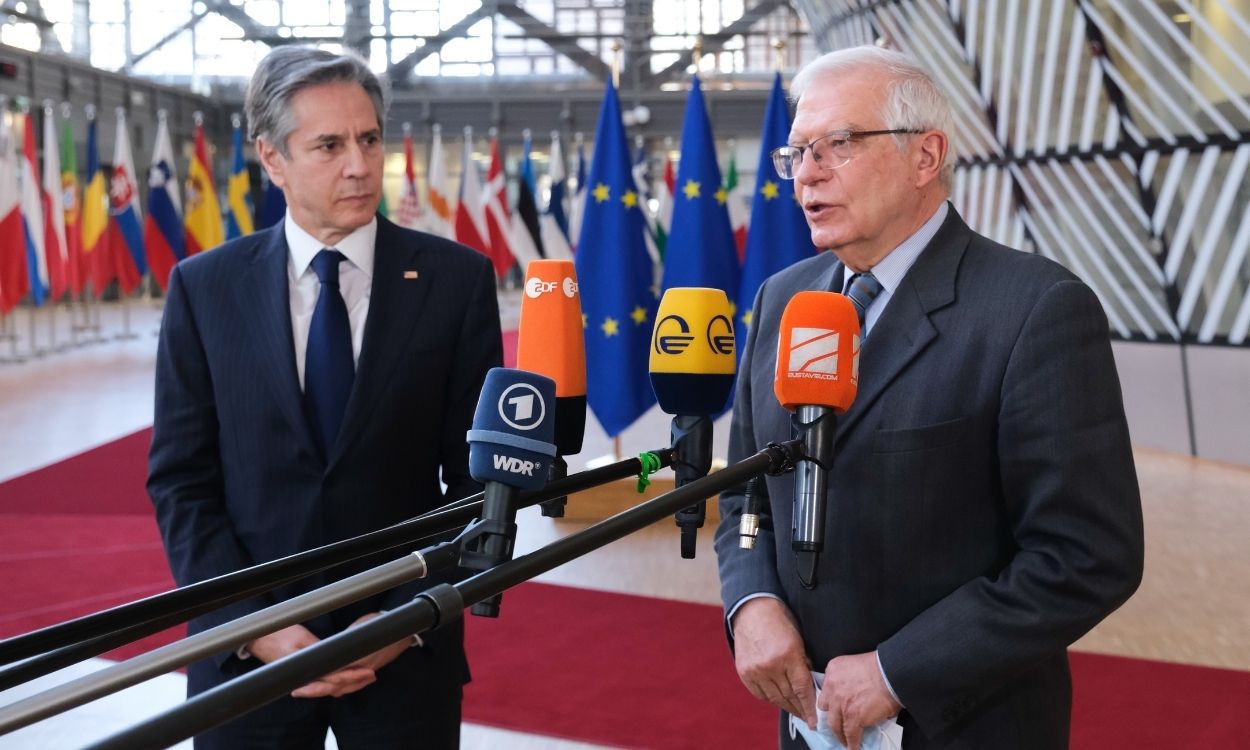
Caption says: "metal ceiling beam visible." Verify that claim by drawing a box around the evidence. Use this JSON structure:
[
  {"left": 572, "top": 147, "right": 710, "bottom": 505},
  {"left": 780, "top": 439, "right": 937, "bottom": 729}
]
[
  {"left": 205, "top": 0, "right": 278, "bottom": 41},
  {"left": 646, "top": 0, "right": 787, "bottom": 86},
  {"left": 128, "top": 10, "right": 208, "bottom": 70},
  {"left": 494, "top": 0, "right": 612, "bottom": 83},
  {"left": 387, "top": 6, "right": 493, "bottom": 86}
]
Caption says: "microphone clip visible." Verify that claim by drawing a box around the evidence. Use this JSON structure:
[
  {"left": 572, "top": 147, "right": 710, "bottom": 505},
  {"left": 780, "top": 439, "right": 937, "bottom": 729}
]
[{"left": 790, "top": 406, "right": 836, "bottom": 472}]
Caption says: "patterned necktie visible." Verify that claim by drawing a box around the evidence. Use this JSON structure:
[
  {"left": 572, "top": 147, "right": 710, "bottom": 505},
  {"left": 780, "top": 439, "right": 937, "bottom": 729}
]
[
  {"left": 305, "top": 249, "right": 354, "bottom": 459},
  {"left": 845, "top": 271, "right": 884, "bottom": 330}
]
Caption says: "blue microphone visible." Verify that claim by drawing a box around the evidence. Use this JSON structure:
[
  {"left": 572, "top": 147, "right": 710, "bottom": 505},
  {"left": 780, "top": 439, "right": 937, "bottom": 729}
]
[{"left": 464, "top": 368, "right": 557, "bottom": 616}]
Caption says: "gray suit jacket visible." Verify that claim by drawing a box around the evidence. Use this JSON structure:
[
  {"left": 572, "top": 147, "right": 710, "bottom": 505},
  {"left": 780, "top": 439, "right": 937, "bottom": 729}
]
[{"left": 714, "top": 208, "right": 1143, "bottom": 748}]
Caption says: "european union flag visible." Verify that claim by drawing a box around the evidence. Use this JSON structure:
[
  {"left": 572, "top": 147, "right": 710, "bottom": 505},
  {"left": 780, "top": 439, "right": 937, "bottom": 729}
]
[
  {"left": 575, "top": 82, "right": 659, "bottom": 437},
  {"left": 737, "top": 73, "right": 817, "bottom": 352},
  {"left": 661, "top": 76, "right": 741, "bottom": 304}
]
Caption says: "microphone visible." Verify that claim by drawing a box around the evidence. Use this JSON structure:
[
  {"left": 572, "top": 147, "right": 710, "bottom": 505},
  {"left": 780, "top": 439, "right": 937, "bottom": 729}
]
[
  {"left": 773, "top": 291, "right": 860, "bottom": 588},
  {"left": 463, "top": 367, "right": 557, "bottom": 616},
  {"left": 649, "top": 287, "right": 736, "bottom": 558},
  {"left": 516, "top": 259, "right": 587, "bottom": 517}
]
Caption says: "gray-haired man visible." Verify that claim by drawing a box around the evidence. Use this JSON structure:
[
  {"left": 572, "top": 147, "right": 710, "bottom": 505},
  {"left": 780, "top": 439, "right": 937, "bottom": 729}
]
[{"left": 149, "top": 46, "right": 502, "bottom": 748}]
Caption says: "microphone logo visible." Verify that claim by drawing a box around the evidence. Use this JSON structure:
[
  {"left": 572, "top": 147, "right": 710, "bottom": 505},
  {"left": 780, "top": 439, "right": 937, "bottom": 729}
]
[
  {"left": 653, "top": 314, "right": 694, "bottom": 355},
  {"left": 562, "top": 277, "right": 578, "bottom": 298},
  {"left": 786, "top": 327, "right": 840, "bottom": 380},
  {"left": 706, "top": 314, "right": 735, "bottom": 357},
  {"left": 497, "top": 383, "right": 548, "bottom": 430}
]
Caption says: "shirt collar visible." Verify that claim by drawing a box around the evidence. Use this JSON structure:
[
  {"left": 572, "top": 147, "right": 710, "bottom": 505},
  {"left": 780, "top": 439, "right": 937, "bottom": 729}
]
[
  {"left": 861, "top": 201, "right": 948, "bottom": 295},
  {"left": 285, "top": 212, "right": 377, "bottom": 280}
]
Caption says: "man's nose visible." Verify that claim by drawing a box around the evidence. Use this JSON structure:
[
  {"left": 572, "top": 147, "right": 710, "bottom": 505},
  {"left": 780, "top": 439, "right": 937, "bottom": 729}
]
[
  {"left": 342, "top": 142, "right": 369, "bottom": 177},
  {"left": 793, "top": 149, "right": 827, "bottom": 185}
]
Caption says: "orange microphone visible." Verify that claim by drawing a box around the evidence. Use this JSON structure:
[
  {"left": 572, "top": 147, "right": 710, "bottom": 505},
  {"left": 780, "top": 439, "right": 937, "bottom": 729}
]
[
  {"left": 773, "top": 291, "right": 861, "bottom": 588},
  {"left": 516, "top": 259, "right": 587, "bottom": 516}
]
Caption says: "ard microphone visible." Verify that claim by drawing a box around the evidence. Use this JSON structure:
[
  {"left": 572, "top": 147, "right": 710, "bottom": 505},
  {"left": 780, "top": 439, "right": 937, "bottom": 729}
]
[
  {"left": 517, "top": 259, "right": 587, "bottom": 517},
  {"left": 464, "top": 367, "right": 557, "bottom": 616},
  {"left": 774, "top": 291, "right": 860, "bottom": 588},
  {"left": 649, "top": 287, "right": 736, "bottom": 558}
]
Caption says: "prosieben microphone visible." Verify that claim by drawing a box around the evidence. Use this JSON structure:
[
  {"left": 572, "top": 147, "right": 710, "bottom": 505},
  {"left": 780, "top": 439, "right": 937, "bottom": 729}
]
[
  {"left": 516, "top": 259, "right": 586, "bottom": 517},
  {"left": 774, "top": 291, "right": 860, "bottom": 588},
  {"left": 649, "top": 287, "right": 736, "bottom": 558},
  {"left": 464, "top": 367, "right": 557, "bottom": 616}
]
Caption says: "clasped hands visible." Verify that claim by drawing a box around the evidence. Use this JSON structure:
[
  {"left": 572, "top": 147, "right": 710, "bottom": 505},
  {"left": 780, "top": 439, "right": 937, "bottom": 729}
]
[
  {"left": 732, "top": 598, "right": 901, "bottom": 750},
  {"left": 245, "top": 613, "right": 412, "bottom": 699}
]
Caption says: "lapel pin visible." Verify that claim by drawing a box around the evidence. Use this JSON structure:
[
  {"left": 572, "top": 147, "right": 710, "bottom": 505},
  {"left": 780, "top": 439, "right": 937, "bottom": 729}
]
[{"left": 403, "top": 270, "right": 419, "bottom": 280}]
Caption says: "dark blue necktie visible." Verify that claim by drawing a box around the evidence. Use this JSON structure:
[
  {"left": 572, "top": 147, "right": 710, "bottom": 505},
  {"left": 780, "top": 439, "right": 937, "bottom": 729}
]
[
  {"left": 845, "top": 271, "right": 884, "bottom": 330},
  {"left": 305, "top": 249, "right": 354, "bottom": 459}
]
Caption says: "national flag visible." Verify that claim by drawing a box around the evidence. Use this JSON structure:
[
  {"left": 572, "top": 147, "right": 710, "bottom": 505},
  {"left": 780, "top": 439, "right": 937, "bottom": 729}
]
[
  {"left": 108, "top": 108, "right": 146, "bottom": 295},
  {"left": 454, "top": 127, "right": 491, "bottom": 259},
  {"left": 256, "top": 170, "right": 286, "bottom": 230},
  {"left": 41, "top": 104, "right": 70, "bottom": 302},
  {"left": 19, "top": 112, "right": 47, "bottom": 305},
  {"left": 59, "top": 113, "right": 84, "bottom": 299},
  {"left": 481, "top": 137, "right": 522, "bottom": 275},
  {"left": 539, "top": 130, "right": 573, "bottom": 260},
  {"left": 567, "top": 133, "right": 588, "bottom": 252},
  {"left": 574, "top": 82, "right": 658, "bottom": 437},
  {"left": 737, "top": 73, "right": 818, "bottom": 349},
  {"left": 184, "top": 117, "right": 223, "bottom": 255},
  {"left": 656, "top": 147, "right": 675, "bottom": 256},
  {"left": 81, "top": 109, "right": 111, "bottom": 295},
  {"left": 225, "top": 114, "right": 254, "bottom": 239},
  {"left": 661, "top": 76, "right": 740, "bottom": 305},
  {"left": 0, "top": 107, "right": 28, "bottom": 314},
  {"left": 514, "top": 130, "right": 545, "bottom": 261},
  {"left": 725, "top": 148, "right": 750, "bottom": 262},
  {"left": 144, "top": 111, "right": 184, "bottom": 291},
  {"left": 394, "top": 122, "right": 422, "bottom": 230},
  {"left": 631, "top": 136, "right": 663, "bottom": 261},
  {"left": 424, "top": 124, "right": 454, "bottom": 238}
]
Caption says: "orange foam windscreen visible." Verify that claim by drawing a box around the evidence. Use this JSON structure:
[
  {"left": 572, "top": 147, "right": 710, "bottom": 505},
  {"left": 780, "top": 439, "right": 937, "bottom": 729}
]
[
  {"left": 773, "top": 290, "right": 860, "bottom": 413},
  {"left": 516, "top": 259, "right": 587, "bottom": 398}
]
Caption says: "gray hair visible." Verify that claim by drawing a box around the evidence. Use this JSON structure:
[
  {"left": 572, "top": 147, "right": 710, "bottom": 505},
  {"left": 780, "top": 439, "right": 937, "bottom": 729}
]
[
  {"left": 245, "top": 46, "right": 390, "bottom": 157},
  {"left": 791, "top": 45, "right": 955, "bottom": 186}
]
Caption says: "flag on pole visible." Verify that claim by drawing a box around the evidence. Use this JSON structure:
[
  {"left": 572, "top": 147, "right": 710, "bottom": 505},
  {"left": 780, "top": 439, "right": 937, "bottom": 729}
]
[
  {"left": 574, "top": 82, "right": 658, "bottom": 437},
  {"left": 656, "top": 144, "right": 675, "bottom": 257},
  {"left": 144, "top": 111, "right": 184, "bottom": 291},
  {"left": 539, "top": 130, "right": 573, "bottom": 260},
  {"left": 631, "top": 135, "right": 663, "bottom": 258},
  {"left": 0, "top": 101, "right": 28, "bottom": 314},
  {"left": 454, "top": 127, "right": 491, "bottom": 259},
  {"left": 225, "top": 114, "right": 254, "bottom": 240},
  {"left": 41, "top": 103, "right": 70, "bottom": 302},
  {"left": 514, "top": 130, "right": 546, "bottom": 260},
  {"left": 256, "top": 170, "right": 286, "bottom": 230},
  {"left": 81, "top": 107, "right": 111, "bottom": 295},
  {"left": 185, "top": 115, "right": 224, "bottom": 255},
  {"left": 661, "top": 76, "right": 740, "bottom": 304},
  {"left": 737, "top": 72, "right": 818, "bottom": 348},
  {"left": 108, "top": 108, "right": 146, "bottom": 295},
  {"left": 424, "top": 124, "right": 454, "bottom": 238},
  {"left": 59, "top": 111, "right": 84, "bottom": 299},
  {"left": 724, "top": 146, "right": 750, "bottom": 262},
  {"left": 567, "top": 133, "right": 588, "bottom": 252},
  {"left": 482, "top": 136, "right": 522, "bottom": 275},
  {"left": 19, "top": 111, "right": 48, "bottom": 305},
  {"left": 395, "top": 123, "right": 422, "bottom": 230}
]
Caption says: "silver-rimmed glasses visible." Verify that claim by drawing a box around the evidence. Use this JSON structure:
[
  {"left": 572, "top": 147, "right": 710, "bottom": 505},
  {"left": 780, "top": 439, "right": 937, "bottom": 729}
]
[{"left": 770, "top": 129, "right": 924, "bottom": 179}]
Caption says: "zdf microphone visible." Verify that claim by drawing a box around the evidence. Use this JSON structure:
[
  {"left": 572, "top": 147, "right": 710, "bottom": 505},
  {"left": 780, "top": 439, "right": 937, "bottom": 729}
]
[
  {"left": 774, "top": 291, "right": 860, "bottom": 588},
  {"left": 517, "top": 259, "right": 587, "bottom": 517},
  {"left": 649, "top": 287, "right": 736, "bottom": 558},
  {"left": 464, "top": 367, "right": 557, "bottom": 616}
]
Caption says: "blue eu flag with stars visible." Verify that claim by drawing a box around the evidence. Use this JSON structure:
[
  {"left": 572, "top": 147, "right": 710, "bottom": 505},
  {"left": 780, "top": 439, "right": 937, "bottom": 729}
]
[
  {"left": 575, "top": 82, "right": 659, "bottom": 437},
  {"left": 736, "top": 73, "right": 817, "bottom": 355}
]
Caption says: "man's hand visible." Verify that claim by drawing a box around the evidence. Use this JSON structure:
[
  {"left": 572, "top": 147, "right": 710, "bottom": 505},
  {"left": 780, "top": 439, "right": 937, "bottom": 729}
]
[
  {"left": 246, "top": 623, "right": 377, "bottom": 699},
  {"left": 731, "top": 598, "right": 816, "bottom": 729},
  {"left": 818, "top": 651, "right": 901, "bottom": 750},
  {"left": 340, "top": 612, "right": 413, "bottom": 673}
]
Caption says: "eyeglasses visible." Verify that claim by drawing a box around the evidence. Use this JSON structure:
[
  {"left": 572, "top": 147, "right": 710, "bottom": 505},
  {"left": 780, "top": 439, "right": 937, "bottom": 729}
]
[{"left": 770, "top": 129, "right": 924, "bottom": 179}]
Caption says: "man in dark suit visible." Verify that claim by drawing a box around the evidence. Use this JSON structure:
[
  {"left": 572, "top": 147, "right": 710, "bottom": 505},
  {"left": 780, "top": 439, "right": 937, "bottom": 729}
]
[
  {"left": 714, "top": 46, "right": 1144, "bottom": 749},
  {"left": 148, "top": 46, "right": 501, "bottom": 748}
]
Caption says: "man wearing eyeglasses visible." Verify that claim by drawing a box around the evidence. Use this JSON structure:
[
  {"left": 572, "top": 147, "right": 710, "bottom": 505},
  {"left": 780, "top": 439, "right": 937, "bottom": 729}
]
[{"left": 714, "top": 46, "right": 1143, "bottom": 749}]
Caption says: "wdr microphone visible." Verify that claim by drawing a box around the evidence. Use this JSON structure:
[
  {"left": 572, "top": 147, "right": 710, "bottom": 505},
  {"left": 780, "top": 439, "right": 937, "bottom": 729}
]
[
  {"left": 649, "top": 287, "right": 736, "bottom": 558},
  {"left": 464, "top": 367, "right": 557, "bottom": 616},
  {"left": 516, "top": 259, "right": 587, "bottom": 517},
  {"left": 774, "top": 291, "right": 860, "bottom": 588}
]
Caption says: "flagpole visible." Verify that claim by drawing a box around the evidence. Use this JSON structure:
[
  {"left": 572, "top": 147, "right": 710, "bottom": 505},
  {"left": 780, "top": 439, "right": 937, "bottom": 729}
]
[
  {"left": 82, "top": 103, "right": 105, "bottom": 346},
  {"left": 611, "top": 40, "right": 621, "bottom": 89},
  {"left": 115, "top": 107, "right": 138, "bottom": 342},
  {"left": 773, "top": 37, "right": 785, "bottom": 72},
  {"left": 692, "top": 38, "right": 703, "bottom": 76},
  {"left": 19, "top": 100, "right": 45, "bottom": 359}
]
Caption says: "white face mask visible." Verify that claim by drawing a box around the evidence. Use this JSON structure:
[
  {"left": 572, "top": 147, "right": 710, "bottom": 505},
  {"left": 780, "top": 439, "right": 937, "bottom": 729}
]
[{"left": 788, "top": 672, "right": 904, "bottom": 750}]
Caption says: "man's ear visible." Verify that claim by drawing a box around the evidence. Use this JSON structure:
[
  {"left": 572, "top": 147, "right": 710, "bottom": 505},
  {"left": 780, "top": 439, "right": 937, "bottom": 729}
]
[
  {"left": 913, "top": 130, "right": 948, "bottom": 189},
  {"left": 256, "top": 137, "right": 286, "bottom": 190}
]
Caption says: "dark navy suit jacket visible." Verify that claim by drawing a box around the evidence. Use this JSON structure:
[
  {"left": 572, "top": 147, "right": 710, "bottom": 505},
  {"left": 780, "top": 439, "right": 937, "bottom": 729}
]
[
  {"left": 715, "top": 208, "right": 1144, "bottom": 748},
  {"left": 148, "top": 215, "right": 502, "bottom": 697}
]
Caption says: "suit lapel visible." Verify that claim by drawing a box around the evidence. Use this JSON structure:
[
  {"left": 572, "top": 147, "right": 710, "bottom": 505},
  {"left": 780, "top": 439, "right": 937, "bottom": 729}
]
[
  {"left": 835, "top": 209, "right": 970, "bottom": 441},
  {"left": 235, "top": 224, "right": 321, "bottom": 459},
  {"left": 329, "top": 217, "right": 434, "bottom": 469}
]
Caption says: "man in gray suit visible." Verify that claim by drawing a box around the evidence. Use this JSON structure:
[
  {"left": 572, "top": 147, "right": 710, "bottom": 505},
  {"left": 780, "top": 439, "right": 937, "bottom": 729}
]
[{"left": 714, "top": 46, "right": 1143, "bottom": 749}]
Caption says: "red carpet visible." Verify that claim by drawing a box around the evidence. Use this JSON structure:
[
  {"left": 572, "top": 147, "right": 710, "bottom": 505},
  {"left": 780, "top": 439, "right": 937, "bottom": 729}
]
[{"left": 3, "top": 434, "right": 1250, "bottom": 748}]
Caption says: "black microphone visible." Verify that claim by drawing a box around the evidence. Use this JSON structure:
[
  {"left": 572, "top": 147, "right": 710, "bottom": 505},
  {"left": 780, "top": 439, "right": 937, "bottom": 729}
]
[
  {"left": 462, "top": 367, "right": 557, "bottom": 616},
  {"left": 773, "top": 291, "right": 860, "bottom": 588}
]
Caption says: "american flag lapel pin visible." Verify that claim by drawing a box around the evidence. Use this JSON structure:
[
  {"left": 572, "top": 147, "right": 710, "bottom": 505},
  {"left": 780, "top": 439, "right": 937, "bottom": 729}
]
[{"left": 403, "top": 270, "right": 419, "bottom": 280}]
